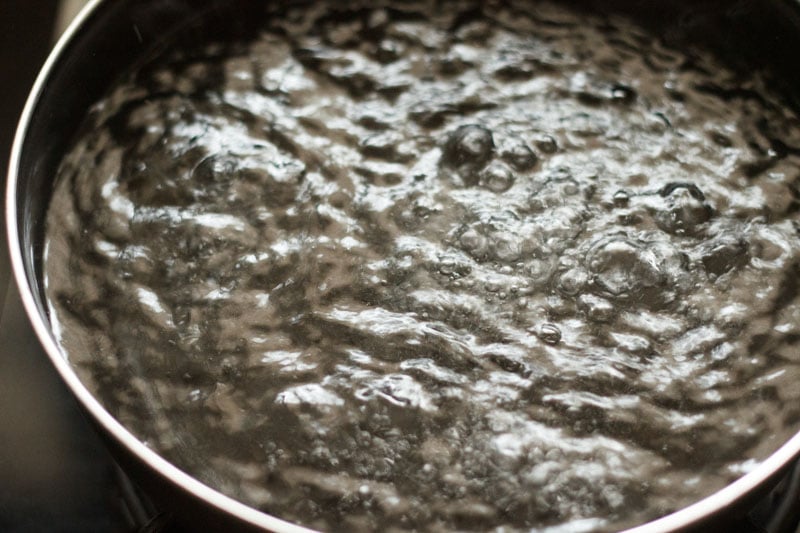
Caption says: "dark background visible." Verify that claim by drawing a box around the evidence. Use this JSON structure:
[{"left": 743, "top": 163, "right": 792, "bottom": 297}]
[{"left": 0, "top": 1, "right": 130, "bottom": 531}]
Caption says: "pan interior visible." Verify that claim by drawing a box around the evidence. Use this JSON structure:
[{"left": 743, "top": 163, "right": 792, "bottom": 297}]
[{"left": 14, "top": 0, "right": 800, "bottom": 532}]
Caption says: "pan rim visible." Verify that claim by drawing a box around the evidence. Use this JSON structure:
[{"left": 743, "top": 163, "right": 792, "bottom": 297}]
[{"left": 6, "top": 1, "right": 800, "bottom": 531}]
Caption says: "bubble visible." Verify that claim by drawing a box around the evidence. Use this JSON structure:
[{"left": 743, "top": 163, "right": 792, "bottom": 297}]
[
  {"left": 491, "top": 232, "right": 522, "bottom": 262},
  {"left": 528, "top": 259, "right": 554, "bottom": 284},
  {"left": 610, "top": 84, "right": 637, "bottom": 104},
  {"left": 536, "top": 323, "right": 562, "bottom": 344},
  {"left": 558, "top": 268, "right": 589, "bottom": 296},
  {"left": 655, "top": 182, "right": 713, "bottom": 235},
  {"left": 533, "top": 134, "right": 558, "bottom": 154},
  {"left": 441, "top": 124, "right": 495, "bottom": 170},
  {"left": 459, "top": 228, "right": 483, "bottom": 250},
  {"left": 613, "top": 190, "right": 630, "bottom": 207},
  {"left": 438, "top": 261, "right": 457, "bottom": 277},
  {"left": 459, "top": 227, "right": 489, "bottom": 259},
  {"left": 590, "top": 237, "right": 664, "bottom": 299},
  {"left": 562, "top": 182, "right": 580, "bottom": 196},
  {"left": 501, "top": 142, "right": 538, "bottom": 171},
  {"left": 480, "top": 162, "right": 515, "bottom": 192}
]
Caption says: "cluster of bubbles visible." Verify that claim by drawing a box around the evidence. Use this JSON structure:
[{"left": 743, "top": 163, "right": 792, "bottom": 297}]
[
  {"left": 43, "top": 0, "right": 800, "bottom": 531},
  {"left": 441, "top": 124, "right": 541, "bottom": 192},
  {"left": 433, "top": 121, "right": 732, "bottom": 338}
]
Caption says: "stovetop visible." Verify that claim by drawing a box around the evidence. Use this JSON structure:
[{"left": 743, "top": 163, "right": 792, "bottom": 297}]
[{"left": 0, "top": 2, "right": 798, "bottom": 532}]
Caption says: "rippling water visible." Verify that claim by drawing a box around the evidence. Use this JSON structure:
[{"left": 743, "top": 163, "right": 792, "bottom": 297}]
[{"left": 44, "top": 1, "right": 800, "bottom": 531}]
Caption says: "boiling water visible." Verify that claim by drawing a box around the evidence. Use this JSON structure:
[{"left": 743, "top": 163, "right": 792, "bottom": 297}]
[{"left": 44, "top": 1, "right": 800, "bottom": 531}]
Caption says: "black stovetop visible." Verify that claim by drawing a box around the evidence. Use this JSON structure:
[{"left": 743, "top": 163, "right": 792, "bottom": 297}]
[{"left": 0, "top": 2, "right": 798, "bottom": 533}]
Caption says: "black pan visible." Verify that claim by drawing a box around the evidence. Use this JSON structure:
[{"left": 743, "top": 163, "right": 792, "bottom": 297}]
[{"left": 7, "top": 1, "right": 800, "bottom": 531}]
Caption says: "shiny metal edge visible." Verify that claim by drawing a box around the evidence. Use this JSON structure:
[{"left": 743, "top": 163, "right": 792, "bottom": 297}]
[
  {"left": 5, "top": 1, "right": 311, "bottom": 532},
  {"left": 5, "top": 1, "right": 800, "bottom": 532},
  {"left": 623, "top": 431, "right": 800, "bottom": 532}
]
